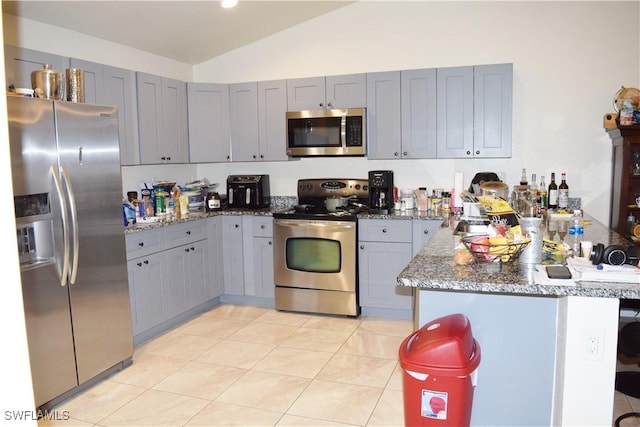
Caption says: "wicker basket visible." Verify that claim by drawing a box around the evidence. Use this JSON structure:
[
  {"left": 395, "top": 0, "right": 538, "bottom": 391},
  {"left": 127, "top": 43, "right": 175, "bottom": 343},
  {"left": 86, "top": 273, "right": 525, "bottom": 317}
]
[{"left": 461, "top": 235, "right": 531, "bottom": 263}]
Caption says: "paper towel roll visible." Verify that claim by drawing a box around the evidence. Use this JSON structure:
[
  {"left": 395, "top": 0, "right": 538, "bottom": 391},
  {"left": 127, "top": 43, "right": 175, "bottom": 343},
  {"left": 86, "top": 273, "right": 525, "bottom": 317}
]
[{"left": 454, "top": 172, "right": 464, "bottom": 208}]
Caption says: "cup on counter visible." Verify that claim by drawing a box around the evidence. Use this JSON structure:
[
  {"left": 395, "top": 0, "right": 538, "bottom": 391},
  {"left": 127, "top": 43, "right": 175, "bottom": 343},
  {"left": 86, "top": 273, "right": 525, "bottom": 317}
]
[{"left": 580, "top": 241, "right": 593, "bottom": 259}]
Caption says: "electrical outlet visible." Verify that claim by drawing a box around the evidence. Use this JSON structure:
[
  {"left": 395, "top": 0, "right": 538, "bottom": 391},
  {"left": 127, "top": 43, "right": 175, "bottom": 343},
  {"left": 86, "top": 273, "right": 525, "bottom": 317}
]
[{"left": 581, "top": 329, "right": 605, "bottom": 361}]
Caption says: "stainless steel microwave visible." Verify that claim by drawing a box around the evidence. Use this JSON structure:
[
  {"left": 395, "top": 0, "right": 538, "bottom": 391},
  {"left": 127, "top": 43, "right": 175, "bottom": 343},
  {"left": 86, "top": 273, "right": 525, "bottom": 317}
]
[{"left": 286, "top": 108, "right": 366, "bottom": 157}]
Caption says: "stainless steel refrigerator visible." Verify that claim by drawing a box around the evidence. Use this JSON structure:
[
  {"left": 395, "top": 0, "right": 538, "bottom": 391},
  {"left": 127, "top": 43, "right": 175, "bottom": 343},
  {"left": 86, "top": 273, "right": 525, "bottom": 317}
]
[{"left": 8, "top": 96, "right": 133, "bottom": 408}]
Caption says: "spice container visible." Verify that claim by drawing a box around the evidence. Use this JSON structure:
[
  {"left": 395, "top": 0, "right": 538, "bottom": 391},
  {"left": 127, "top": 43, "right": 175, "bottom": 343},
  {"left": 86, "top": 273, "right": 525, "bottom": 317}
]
[{"left": 206, "top": 192, "right": 221, "bottom": 211}]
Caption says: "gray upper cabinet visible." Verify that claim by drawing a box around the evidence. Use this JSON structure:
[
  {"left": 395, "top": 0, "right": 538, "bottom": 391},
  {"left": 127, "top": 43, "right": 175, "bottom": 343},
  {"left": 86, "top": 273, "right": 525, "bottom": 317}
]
[
  {"left": 401, "top": 68, "right": 437, "bottom": 158},
  {"left": 257, "top": 80, "right": 289, "bottom": 161},
  {"left": 366, "top": 71, "right": 402, "bottom": 159},
  {"left": 187, "top": 82, "right": 231, "bottom": 163},
  {"left": 4, "top": 45, "right": 69, "bottom": 91},
  {"left": 137, "top": 72, "right": 188, "bottom": 164},
  {"left": 70, "top": 58, "right": 140, "bottom": 165},
  {"left": 473, "top": 63, "right": 513, "bottom": 158},
  {"left": 229, "top": 82, "right": 259, "bottom": 162},
  {"left": 287, "top": 74, "right": 366, "bottom": 111},
  {"left": 437, "top": 64, "right": 512, "bottom": 158}
]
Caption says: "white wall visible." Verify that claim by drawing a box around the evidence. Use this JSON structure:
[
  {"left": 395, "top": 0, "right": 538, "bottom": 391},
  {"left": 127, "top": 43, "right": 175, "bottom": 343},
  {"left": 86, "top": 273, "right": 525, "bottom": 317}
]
[
  {"left": 2, "top": 2, "right": 638, "bottom": 226},
  {"left": 194, "top": 1, "right": 639, "bottom": 225}
]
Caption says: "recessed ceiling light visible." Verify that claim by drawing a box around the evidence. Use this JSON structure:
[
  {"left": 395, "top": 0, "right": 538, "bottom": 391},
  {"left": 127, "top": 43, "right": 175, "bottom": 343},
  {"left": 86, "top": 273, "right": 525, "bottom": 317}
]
[{"left": 221, "top": 0, "right": 238, "bottom": 8}]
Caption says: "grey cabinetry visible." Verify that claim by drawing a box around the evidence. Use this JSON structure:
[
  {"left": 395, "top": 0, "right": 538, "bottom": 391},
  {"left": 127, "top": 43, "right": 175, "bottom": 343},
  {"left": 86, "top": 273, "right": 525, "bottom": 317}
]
[
  {"left": 222, "top": 216, "right": 245, "bottom": 296},
  {"left": 4, "top": 45, "right": 68, "bottom": 90},
  {"left": 358, "top": 219, "right": 414, "bottom": 318},
  {"left": 366, "top": 71, "right": 401, "bottom": 159},
  {"left": 401, "top": 68, "right": 437, "bottom": 158},
  {"left": 412, "top": 219, "right": 443, "bottom": 256},
  {"left": 287, "top": 74, "right": 366, "bottom": 111},
  {"left": 207, "top": 216, "right": 224, "bottom": 299},
  {"left": 248, "top": 217, "right": 275, "bottom": 300},
  {"left": 137, "top": 72, "right": 188, "bottom": 164},
  {"left": 229, "top": 82, "right": 259, "bottom": 161},
  {"left": 70, "top": 58, "right": 140, "bottom": 165},
  {"left": 257, "top": 80, "right": 289, "bottom": 161},
  {"left": 437, "top": 64, "right": 512, "bottom": 158},
  {"left": 187, "top": 82, "right": 231, "bottom": 163}
]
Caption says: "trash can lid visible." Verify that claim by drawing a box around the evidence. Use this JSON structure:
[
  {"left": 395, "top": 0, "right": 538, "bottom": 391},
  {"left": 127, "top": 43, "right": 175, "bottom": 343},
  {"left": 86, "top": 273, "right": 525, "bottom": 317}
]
[{"left": 399, "top": 313, "right": 481, "bottom": 376}]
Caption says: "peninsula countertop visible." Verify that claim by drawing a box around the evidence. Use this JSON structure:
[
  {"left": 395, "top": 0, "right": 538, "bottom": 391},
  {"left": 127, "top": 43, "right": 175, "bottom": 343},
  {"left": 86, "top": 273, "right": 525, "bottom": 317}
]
[{"left": 397, "top": 215, "right": 640, "bottom": 299}]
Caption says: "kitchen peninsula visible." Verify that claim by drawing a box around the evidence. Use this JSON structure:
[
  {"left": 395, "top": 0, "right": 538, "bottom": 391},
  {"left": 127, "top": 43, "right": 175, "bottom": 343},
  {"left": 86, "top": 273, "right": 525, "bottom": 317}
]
[{"left": 398, "top": 217, "right": 639, "bottom": 426}]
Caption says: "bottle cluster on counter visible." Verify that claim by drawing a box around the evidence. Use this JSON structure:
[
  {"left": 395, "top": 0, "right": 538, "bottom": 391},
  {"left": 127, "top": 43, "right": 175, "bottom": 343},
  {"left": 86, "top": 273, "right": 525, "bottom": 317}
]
[
  {"left": 513, "top": 169, "right": 574, "bottom": 218},
  {"left": 394, "top": 186, "right": 454, "bottom": 217}
]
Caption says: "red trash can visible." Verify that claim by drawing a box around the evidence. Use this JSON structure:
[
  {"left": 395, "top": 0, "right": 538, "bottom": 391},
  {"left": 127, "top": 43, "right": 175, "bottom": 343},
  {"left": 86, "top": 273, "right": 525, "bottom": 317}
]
[{"left": 399, "top": 313, "right": 481, "bottom": 427}]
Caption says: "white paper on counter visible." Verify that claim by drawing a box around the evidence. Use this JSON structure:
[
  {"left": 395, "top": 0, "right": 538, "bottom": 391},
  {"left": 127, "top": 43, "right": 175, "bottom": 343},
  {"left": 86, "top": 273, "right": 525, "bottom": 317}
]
[
  {"left": 566, "top": 257, "right": 640, "bottom": 284},
  {"left": 534, "top": 265, "right": 578, "bottom": 287}
]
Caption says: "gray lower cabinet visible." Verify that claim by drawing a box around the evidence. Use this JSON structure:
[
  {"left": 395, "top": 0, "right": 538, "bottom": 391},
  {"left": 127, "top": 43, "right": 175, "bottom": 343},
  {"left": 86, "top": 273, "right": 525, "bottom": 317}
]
[
  {"left": 249, "top": 217, "right": 275, "bottom": 299},
  {"left": 125, "top": 219, "right": 210, "bottom": 342},
  {"left": 221, "top": 216, "right": 245, "bottom": 296},
  {"left": 137, "top": 72, "right": 188, "bottom": 164},
  {"left": 187, "top": 82, "right": 231, "bottom": 163},
  {"left": 412, "top": 218, "right": 444, "bottom": 255},
  {"left": 358, "top": 219, "right": 414, "bottom": 317},
  {"left": 207, "top": 216, "right": 224, "bottom": 299},
  {"left": 70, "top": 58, "right": 139, "bottom": 165}
]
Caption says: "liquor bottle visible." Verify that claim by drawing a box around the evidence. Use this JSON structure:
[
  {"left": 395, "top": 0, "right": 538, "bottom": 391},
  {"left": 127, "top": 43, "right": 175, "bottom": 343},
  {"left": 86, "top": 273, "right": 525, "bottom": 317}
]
[
  {"left": 538, "top": 175, "right": 547, "bottom": 216},
  {"left": 558, "top": 172, "right": 569, "bottom": 210},
  {"left": 547, "top": 172, "right": 558, "bottom": 210},
  {"left": 520, "top": 168, "right": 528, "bottom": 185}
]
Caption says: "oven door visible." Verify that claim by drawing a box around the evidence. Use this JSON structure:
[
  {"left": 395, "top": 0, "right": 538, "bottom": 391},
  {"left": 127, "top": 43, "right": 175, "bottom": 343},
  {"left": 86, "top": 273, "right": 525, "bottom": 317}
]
[{"left": 273, "top": 218, "right": 356, "bottom": 292}]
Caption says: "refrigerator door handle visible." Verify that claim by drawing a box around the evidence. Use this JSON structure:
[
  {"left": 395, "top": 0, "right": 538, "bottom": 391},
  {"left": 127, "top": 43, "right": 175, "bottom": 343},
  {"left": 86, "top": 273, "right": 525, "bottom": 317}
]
[
  {"left": 50, "top": 164, "right": 70, "bottom": 286},
  {"left": 60, "top": 164, "right": 79, "bottom": 285}
]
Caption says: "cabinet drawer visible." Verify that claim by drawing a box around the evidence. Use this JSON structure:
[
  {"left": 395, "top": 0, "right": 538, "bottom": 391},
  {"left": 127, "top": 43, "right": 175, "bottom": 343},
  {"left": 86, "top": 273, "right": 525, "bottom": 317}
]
[
  {"left": 252, "top": 217, "right": 273, "bottom": 237},
  {"left": 165, "top": 220, "right": 206, "bottom": 247},
  {"left": 125, "top": 229, "right": 166, "bottom": 260},
  {"left": 358, "top": 219, "right": 413, "bottom": 243}
]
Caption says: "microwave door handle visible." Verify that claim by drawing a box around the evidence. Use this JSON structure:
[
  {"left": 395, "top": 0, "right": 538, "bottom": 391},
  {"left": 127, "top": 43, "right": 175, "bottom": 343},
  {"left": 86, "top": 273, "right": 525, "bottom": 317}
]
[
  {"left": 229, "top": 189, "right": 233, "bottom": 205},
  {"left": 245, "top": 188, "right": 251, "bottom": 205},
  {"left": 60, "top": 164, "right": 79, "bottom": 285},
  {"left": 340, "top": 114, "right": 347, "bottom": 149},
  {"left": 50, "top": 164, "right": 70, "bottom": 286}
]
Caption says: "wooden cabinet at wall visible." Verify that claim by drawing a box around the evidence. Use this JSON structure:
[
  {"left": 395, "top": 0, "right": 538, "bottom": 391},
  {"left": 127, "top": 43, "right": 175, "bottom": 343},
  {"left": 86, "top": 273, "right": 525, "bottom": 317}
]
[
  {"left": 436, "top": 63, "right": 512, "bottom": 158},
  {"left": 70, "top": 58, "right": 140, "bottom": 165},
  {"left": 287, "top": 74, "right": 366, "bottom": 111},
  {"left": 4, "top": 45, "right": 69, "bottom": 91},
  {"left": 137, "top": 72, "right": 188, "bottom": 164},
  {"left": 187, "top": 82, "right": 231, "bottom": 163},
  {"left": 608, "top": 124, "right": 640, "bottom": 238}
]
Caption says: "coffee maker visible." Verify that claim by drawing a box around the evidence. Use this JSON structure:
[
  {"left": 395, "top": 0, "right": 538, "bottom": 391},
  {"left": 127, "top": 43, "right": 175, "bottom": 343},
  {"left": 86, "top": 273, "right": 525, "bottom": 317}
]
[{"left": 368, "top": 170, "right": 394, "bottom": 214}]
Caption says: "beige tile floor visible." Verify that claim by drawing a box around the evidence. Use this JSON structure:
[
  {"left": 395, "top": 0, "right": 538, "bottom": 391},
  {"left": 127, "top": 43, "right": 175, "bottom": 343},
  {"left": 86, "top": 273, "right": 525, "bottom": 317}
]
[{"left": 38, "top": 304, "right": 414, "bottom": 427}]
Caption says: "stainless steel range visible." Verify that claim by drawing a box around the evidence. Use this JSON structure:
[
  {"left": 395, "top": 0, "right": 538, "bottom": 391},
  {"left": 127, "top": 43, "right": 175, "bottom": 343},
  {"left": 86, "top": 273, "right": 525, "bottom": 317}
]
[{"left": 273, "top": 178, "right": 369, "bottom": 317}]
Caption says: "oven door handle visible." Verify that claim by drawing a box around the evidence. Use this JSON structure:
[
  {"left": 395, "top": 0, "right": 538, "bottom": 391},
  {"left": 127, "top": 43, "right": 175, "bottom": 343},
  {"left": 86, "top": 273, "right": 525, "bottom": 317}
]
[{"left": 275, "top": 219, "right": 355, "bottom": 231}]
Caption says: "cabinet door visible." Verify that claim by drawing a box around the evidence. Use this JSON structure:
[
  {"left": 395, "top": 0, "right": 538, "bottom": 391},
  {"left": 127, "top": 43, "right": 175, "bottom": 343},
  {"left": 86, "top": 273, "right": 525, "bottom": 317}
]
[
  {"left": 4, "top": 45, "right": 69, "bottom": 90},
  {"left": 161, "top": 77, "right": 188, "bottom": 163},
  {"left": 326, "top": 73, "right": 366, "bottom": 108},
  {"left": 258, "top": 79, "right": 289, "bottom": 161},
  {"left": 253, "top": 237, "right": 275, "bottom": 299},
  {"left": 366, "top": 71, "right": 402, "bottom": 159},
  {"left": 474, "top": 63, "right": 513, "bottom": 158},
  {"left": 127, "top": 252, "right": 167, "bottom": 336},
  {"left": 222, "top": 216, "right": 244, "bottom": 296},
  {"left": 436, "top": 66, "right": 474, "bottom": 158},
  {"left": 401, "top": 68, "right": 437, "bottom": 158},
  {"left": 412, "top": 219, "right": 443, "bottom": 256},
  {"left": 103, "top": 65, "right": 140, "bottom": 166},
  {"left": 164, "top": 244, "right": 191, "bottom": 317},
  {"left": 187, "top": 82, "right": 231, "bottom": 163},
  {"left": 229, "top": 82, "right": 260, "bottom": 161},
  {"left": 287, "top": 76, "right": 325, "bottom": 110},
  {"left": 185, "top": 240, "right": 209, "bottom": 308},
  {"left": 137, "top": 72, "right": 163, "bottom": 164},
  {"left": 207, "top": 216, "right": 224, "bottom": 298},
  {"left": 359, "top": 241, "right": 413, "bottom": 310},
  {"left": 70, "top": 58, "right": 103, "bottom": 104}
]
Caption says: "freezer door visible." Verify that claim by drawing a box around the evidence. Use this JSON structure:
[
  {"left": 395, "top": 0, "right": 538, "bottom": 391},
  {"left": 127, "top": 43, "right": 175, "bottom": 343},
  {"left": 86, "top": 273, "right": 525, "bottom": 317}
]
[{"left": 54, "top": 102, "right": 133, "bottom": 384}]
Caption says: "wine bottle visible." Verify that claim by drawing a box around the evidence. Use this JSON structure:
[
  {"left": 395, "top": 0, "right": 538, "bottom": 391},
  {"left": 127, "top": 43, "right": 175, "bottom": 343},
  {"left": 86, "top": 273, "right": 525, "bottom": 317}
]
[
  {"left": 558, "top": 172, "right": 569, "bottom": 210},
  {"left": 548, "top": 172, "right": 558, "bottom": 210}
]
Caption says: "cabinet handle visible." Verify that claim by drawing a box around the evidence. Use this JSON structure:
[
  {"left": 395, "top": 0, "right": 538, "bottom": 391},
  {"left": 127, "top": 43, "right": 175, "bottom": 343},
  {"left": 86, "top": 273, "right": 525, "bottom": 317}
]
[
  {"left": 466, "top": 150, "right": 471, "bottom": 155},
  {"left": 260, "top": 224, "right": 266, "bottom": 229},
  {"left": 475, "top": 150, "right": 480, "bottom": 155},
  {"left": 319, "top": 102, "right": 324, "bottom": 107},
  {"left": 185, "top": 248, "right": 190, "bottom": 252},
  {"left": 327, "top": 102, "right": 332, "bottom": 107},
  {"left": 190, "top": 247, "right": 195, "bottom": 251},
  {"left": 360, "top": 245, "right": 364, "bottom": 249},
  {"left": 382, "top": 228, "right": 387, "bottom": 233},
  {"left": 235, "top": 224, "right": 239, "bottom": 228},
  {"left": 394, "top": 152, "right": 399, "bottom": 157},
  {"left": 144, "top": 260, "right": 149, "bottom": 265},
  {"left": 138, "top": 242, "right": 144, "bottom": 247},
  {"left": 161, "top": 156, "right": 166, "bottom": 161},
  {"left": 403, "top": 151, "right": 408, "bottom": 156},
  {"left": 186, "top": 230, "right": 191, "bottom": 235},
  {"left": 423, "top": 229, "right": 429, "bottom": 234},
  {"left": 253, "top": 154, "right": 257, "bottom": 159},
  {"left": 137, "top": 262, "right": 142, "bottom": 267},
  {"left": 227, "top": 155, "right": 230, "bottom": 160},
  {"left": 268, "top": 241, "right": 272, "bottom": 246},
  {"left": 260, "top": 155, "right": 264, "bottom": 159}
]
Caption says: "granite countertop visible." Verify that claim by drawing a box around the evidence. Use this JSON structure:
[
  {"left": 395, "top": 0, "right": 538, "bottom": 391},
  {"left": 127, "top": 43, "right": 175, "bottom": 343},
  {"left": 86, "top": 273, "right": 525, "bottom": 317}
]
[{"left": 397, "top": 215, "right": 640, "bottom": 299}]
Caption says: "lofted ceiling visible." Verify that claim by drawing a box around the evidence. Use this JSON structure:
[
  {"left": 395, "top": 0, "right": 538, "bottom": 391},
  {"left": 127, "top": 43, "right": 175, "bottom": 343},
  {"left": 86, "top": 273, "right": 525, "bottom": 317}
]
[{"left": 2, "top": 1, "right": 354, "bottom": 65}]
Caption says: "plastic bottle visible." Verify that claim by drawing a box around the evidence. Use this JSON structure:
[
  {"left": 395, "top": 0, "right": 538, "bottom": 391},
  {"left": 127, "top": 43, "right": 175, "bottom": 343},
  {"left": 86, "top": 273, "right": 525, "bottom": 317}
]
[{"left": 568, "top": 209, "right": 584, "bottom": 257}]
